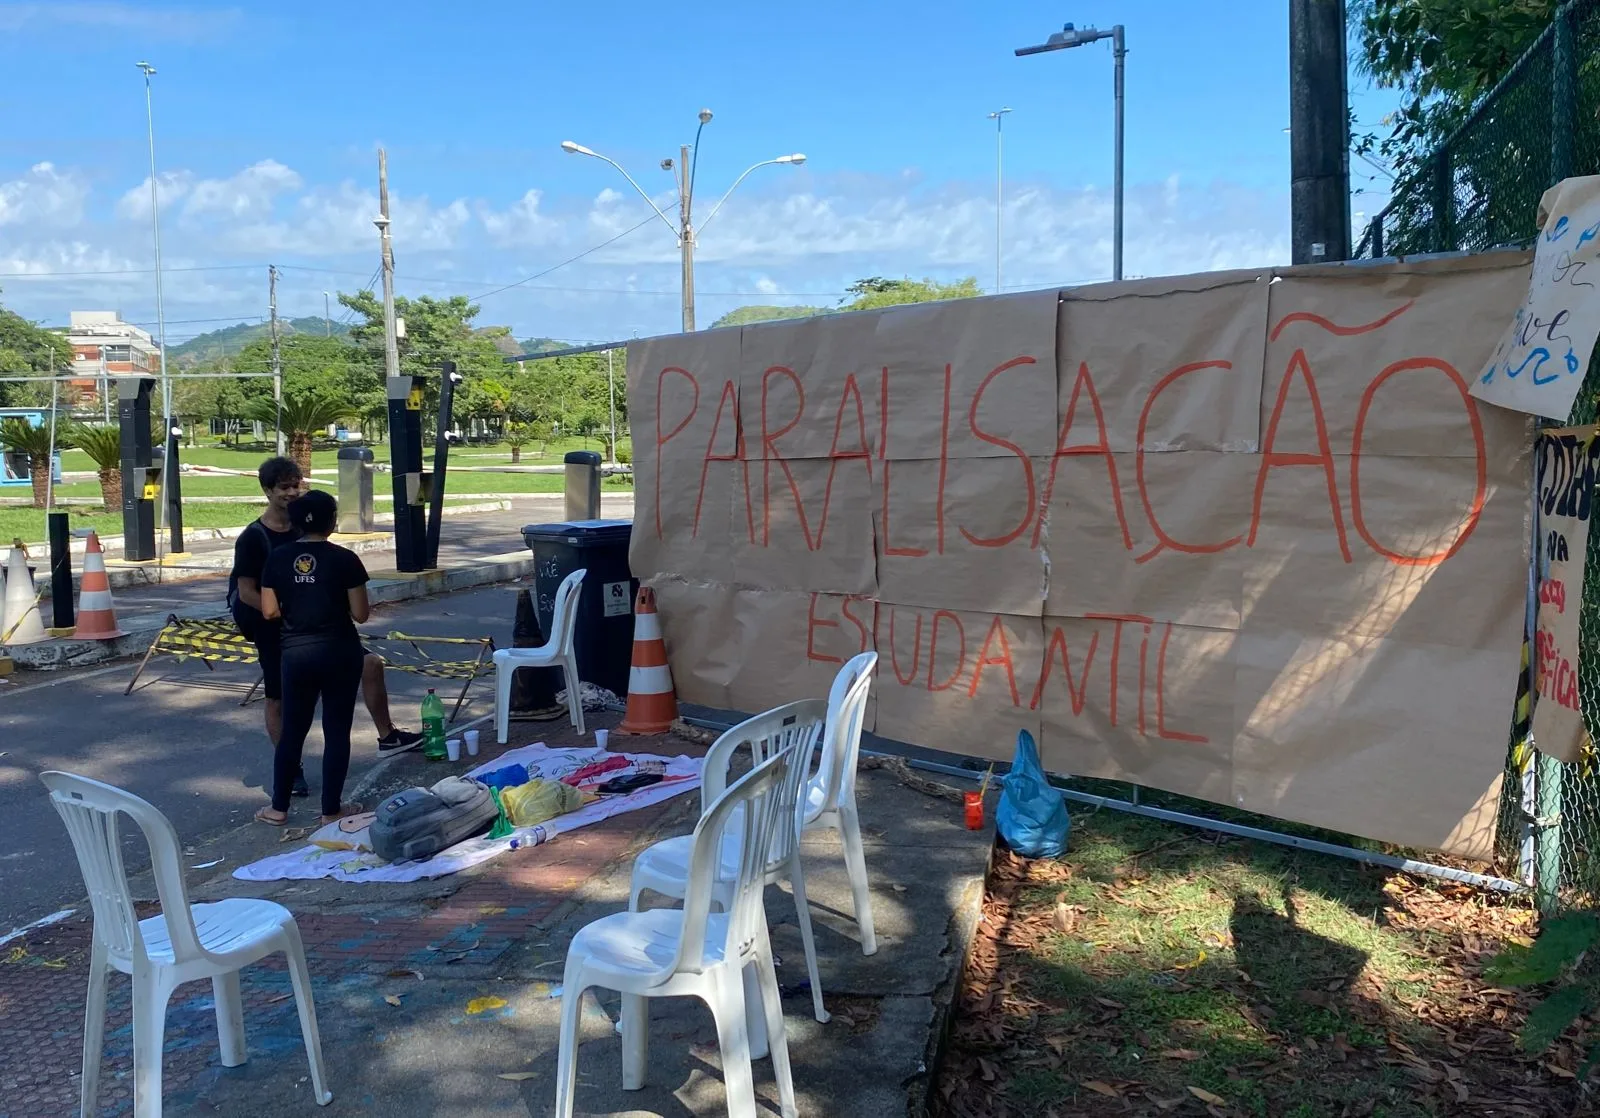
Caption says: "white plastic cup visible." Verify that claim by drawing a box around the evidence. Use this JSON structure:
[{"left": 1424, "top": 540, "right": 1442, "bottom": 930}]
[
  {"left": 464, "top": 729, "right": 480, "bottom": 756},
  {"left": 446, "top": 738, "right": 462, "bottom": 762},
  {"left": 594, "top": 729, "right": 610, "bottom": 750}
]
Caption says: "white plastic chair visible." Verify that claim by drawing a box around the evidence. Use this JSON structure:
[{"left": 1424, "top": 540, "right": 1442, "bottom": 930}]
[
  {"left": 494, "top": 566, "right": 587, "bottom": 744},
  {"left": 40, "top": 771, "right": 332, "bottom": 1118},
  {"left": 629, "top": 701, "right": 832, "bottom": 1024},
  {"left": 806, "top": 651, "right": 879, "bottom": 955},
  {"left": 554, "top": 748, "right": 802, "bottom": 1118}
]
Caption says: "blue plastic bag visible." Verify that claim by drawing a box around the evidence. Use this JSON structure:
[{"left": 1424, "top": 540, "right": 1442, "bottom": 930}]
[{"left": 996, "top": 729, "right": 1070, "bottom": 858}]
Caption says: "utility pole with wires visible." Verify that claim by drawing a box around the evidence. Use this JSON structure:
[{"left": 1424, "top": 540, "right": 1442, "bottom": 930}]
[
  {"left": 269, "top": 264, "right": 284, "bottom": 456},
  {"left": 377, "top": 149, "right": 400, "bottom": 380}
]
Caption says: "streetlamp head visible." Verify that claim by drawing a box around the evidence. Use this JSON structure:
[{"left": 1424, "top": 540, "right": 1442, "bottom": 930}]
[
  {"left": 1015, "top": 23, "right": 1094, "bottom": 56},
  {"left": 661, "top": 158, "right": 675, "bottom": 171},
  {"left": 988, "top": 107, "right": 1013, "bottom": 119},
  {"left": 560, "top": 140, "right": 596, "bottom": 157},
  {"left": 698, "top": 108, "right": 713, "bottom": 124},
  {"left": 776, "top": 153, "right": 806, "bottom": 165},
  {"left": 136, "top": 60, "right": 156, "bottom": 75}
]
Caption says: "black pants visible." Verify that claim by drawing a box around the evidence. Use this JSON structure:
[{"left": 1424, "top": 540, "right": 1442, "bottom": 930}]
[{"left": 274, "top": 640, "right": 364, "bottom": 815}]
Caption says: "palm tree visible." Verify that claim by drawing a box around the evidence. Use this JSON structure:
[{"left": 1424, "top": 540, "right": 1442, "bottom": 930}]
[
  {"left": 505, "top": 421, "right": 531, "bottom": 464},
  {"left": 244, "top": 391, "right": 354, "bottom": 476},
  {"left": 0, "top": 417, "right": 71, "bottom": 510},
  {"left": 72, "top": 423, "right": 124, "bottom": 511}
]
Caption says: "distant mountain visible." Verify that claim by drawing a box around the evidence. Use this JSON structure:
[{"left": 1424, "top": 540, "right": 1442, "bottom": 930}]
[
  {"left": 169, "top": 316, "right": 350, "bottom": 366},
  {"left": 475, "top": 327, "right": 523, "bottom": 358},
  {"left": 710, "top": 305, "right": 825, "bottom": 329},
  {"left": 516, "top": 336, "right": 570, "bottom": 355}
]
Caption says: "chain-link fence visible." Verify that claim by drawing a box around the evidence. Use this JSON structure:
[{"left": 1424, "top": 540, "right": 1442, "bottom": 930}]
[{"left": 1355, "top": 0, "right": 1600, "bottom": 907}]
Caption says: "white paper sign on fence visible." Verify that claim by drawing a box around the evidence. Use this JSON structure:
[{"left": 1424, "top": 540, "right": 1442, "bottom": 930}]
[
  {"left": 1472, "top": 175, "right": 1600, "bottom": 420},
  {"left": 1534, "top": 426, "right": 1600, "bottom": 764}
]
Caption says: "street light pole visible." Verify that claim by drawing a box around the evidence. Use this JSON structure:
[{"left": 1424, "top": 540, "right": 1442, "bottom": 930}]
[
  {"left": 137, "top": 59, "right": 181, "bottom": 552},
  {"left": 136, "top": 61, "right": 170, "bottom": 419},
  {"left": 1015, "top": 23, "right": 1127, "bottom": 281},
  {"left": 1112, "top": 25, "right": 1126, "bottom": 283},
  {"left": 561, "top": 114, "right": 805, "bottom": 333},
  {"left": 988, "top": 108, "right": 1012, "bottom": 292},
  {"left": 679, "top": 143, "right": 696, "bottom": 332}
]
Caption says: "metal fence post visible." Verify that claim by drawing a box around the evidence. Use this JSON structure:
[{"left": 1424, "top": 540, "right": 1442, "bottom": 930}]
[
  {"left": 1537, "top": 754, "right": 1565, "bottom": 913},
  {"left": 1368, "top": 214, "right": 1384, "bottom": 259},
  {"left": 1431, "top": 147, "right": 1455, "bottom": 252},
  {"left": 1552, "top": 2, "right": 1576, "bottom": 186}
]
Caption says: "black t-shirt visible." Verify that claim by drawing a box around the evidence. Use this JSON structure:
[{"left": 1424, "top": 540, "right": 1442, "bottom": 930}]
[
  {"left": 261, "top": 540, "right": 370, "bottom": 650},
  {"left": 229, "top": 519, "right": 301, "bottom": 624}
]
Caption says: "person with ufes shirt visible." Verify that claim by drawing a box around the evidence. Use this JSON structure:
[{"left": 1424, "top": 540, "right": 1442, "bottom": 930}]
[{"left": 255, "top": 489, "right": 372, "bottom": 826}]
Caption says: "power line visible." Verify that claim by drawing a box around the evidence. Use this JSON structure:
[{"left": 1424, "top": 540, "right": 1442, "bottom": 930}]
[
  {"left": 0, "top": 263, "right": 264, "bottom": 278},
  {"left": 465, "top": 215, "right": 663, "bottom": 300}
]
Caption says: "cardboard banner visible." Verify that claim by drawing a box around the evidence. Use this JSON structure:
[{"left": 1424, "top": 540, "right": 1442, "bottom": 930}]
[
  {"left": 1474, "top": 175, "right": 1600, "bottom": 420},
  {"left": 1534, "top": 426, "right": 1600, "bottom": 764},
  {"left": 630, "top": 255, "right": 1535, "bottom": 860}
]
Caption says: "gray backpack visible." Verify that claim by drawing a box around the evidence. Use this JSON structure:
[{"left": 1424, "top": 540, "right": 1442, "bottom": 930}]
[{"left": 370, "top": 776, "right": 497, "bottom": 864}]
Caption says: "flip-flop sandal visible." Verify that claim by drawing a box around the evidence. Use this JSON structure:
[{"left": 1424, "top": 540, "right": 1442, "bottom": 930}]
[
  {"left": 254, "top": 806, "right": 288, "bottom": 827},
  {"left": 319, "top": 802, "right": 364, "bottom": 825}
]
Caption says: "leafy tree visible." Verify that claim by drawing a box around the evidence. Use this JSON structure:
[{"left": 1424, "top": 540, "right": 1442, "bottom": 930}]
[
  {"left": 339, "top": 291, "right": 506, "bottom": 381},
  {"left": 841, "top": 276, "right": 982, "bottom": 310},
  {"left": 1486, "top": 912, "right": 1600, "bottom": 1068},
  {"left": 0, "top": 416, "right": 70, "bottom": 508},
  {"left": 1352, "top": 0, "right": 1562, "bottom": 249},
  {"left": 244, "top": 390, "right": 352, "bottom": 475},
  {"left": 505, "top": 347, "right": 626, "bottom": 449},
  {"left": 72, "top": 423, "right": 124, "bottom": 510},
  {"left": 504, "top": 421, "right": 532, "bottom": 463},
  {"left": 0, "top": 297, "right": 69, "bottom": 408},
  {"left": 170, "top": 361, "right": 256, "bottom": 443}
]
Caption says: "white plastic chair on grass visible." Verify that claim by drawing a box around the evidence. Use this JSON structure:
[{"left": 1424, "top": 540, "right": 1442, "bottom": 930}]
[
  {"left": 806, "top": 651, "right": 879, "bottom": 955},
  {"left": 554, "top": 748, "right": 802, "bottom": 1118},
  {"left": 629, "top": 701, "right": 832, "bottom": 1023},
  {"left": 40, "top": 772, "right": 332, "bottom": 1118},
  {"left": 494, "top": 566, "right": 586, "bottom": 744}
]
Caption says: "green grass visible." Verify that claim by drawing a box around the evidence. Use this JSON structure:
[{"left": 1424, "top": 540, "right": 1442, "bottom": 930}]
[
  {"left": 53, "top": 435, "right": 632, "bottom": 476},
  {"left": 933, "top": 810, "right": 1572, "bottom": 1117},
  {"left": 0, "top": 453, "right": 636, "bottom": 541}
]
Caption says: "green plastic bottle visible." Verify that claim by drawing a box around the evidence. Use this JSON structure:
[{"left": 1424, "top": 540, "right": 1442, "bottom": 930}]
[{"left": 421, "top": 689, "right": 447, "bottom": 761}]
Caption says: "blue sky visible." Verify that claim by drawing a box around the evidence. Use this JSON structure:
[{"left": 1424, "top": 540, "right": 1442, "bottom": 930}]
[{"left": 0, "top": 1, "right": 1400, "bottom": 346}]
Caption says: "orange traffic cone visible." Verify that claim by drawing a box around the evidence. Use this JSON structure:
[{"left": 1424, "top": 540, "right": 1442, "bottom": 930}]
[
  {"left": 73, "top": 531, "right": 125, "bottom": 640},
  {"left": 618, "top": 586, "right": 678, "bottom": 735}
]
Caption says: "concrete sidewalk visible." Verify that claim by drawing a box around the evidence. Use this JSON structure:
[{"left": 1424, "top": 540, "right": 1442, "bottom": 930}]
[{"left": 0, "top": 709, "right": 990, "bottom": 1118}]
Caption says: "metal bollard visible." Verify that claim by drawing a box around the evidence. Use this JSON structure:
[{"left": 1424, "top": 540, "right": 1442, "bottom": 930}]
[
  {"left": 337, "top": 446, "right": 376, "bottom": 533},
  {"left": 564, "top": 450, "right": 602, "bottom": 521}
]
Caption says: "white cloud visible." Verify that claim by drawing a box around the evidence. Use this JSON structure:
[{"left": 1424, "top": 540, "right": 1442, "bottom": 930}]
[
  {"left": 0, "top": 155, "right": 1290, "bottom": 345},
  {"left": 0, "top": 3, "right": 243, "bottom": 42},
  {"left": 479, "top": 189, "right": 557, "bottom": 247},
  {"left": 186, "top": 160, "right": 302, "bottom": 218},
  {"left": 115, "top": 170, "right": 194, "bottom": 221},
  {"left": 0, "top": 163, "right": 89, "bottom": 229},
  {"left": 117, "top": 161, "right": 304, "bottom": 224}
]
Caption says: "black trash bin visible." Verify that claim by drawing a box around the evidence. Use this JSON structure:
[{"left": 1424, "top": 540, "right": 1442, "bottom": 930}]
[{"left": 520, "top": 519, "right": 637, "bottom": 699}]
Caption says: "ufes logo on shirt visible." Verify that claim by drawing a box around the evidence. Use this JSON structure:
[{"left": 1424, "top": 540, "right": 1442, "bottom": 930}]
[{"left": 292, "top": 553, "right": 318, "bottom": 584}]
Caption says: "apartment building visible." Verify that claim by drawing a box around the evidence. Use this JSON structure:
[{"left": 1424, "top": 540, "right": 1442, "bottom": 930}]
[{"left": 66, "top": 311, "right": 160, "bottom": 407}]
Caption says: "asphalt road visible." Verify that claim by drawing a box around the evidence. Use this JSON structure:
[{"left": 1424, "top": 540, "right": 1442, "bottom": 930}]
[
  {"left": 0, "top": 493, "right": 636, "bottom": 933},
  {"left": 0, "top": 580, "right": 537, "bottom": 934}
]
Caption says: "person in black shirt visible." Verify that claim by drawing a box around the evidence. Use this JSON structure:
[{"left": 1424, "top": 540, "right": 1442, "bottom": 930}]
[
  {"left": 256, "top": 490, "right": 369, "bottom": 825},
  {"left": 230, "top": 458, "right": 421, "bottom": 802}
]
